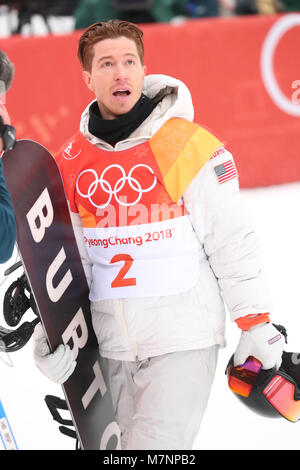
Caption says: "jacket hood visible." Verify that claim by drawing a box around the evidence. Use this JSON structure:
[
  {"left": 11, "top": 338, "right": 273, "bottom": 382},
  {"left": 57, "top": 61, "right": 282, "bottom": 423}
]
[
  {"left": 79, "top": 74, "right": 194, "bottom": 146},
  {"left": 142, "top": 74, "right": 194, "bottom": 125}
]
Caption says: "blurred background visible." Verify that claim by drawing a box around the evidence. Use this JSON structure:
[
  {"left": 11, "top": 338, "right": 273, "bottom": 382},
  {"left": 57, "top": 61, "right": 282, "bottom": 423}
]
[
  {"left": 0, "top": 0, "right": 299, "bottom": 187},
  {"left": 0, "top": 0, "right": 299, "bottom": 451},
  {"left": 0, "top": 0, "right": 296, "bottom": 37}
]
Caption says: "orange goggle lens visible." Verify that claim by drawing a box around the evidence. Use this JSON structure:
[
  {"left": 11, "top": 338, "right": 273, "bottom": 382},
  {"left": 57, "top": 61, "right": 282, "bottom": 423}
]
[
  {"left": 263, "top": 375, "right": 300, "bottom": 422},
  {"left": 227, "top": 356, "right": 262, "bottom": 397}
]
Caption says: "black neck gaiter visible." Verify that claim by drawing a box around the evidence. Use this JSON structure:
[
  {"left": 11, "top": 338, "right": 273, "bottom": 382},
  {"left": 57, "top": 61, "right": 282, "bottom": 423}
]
[{"left": 88, "top": 94, "right": 156, "bottom": 145}]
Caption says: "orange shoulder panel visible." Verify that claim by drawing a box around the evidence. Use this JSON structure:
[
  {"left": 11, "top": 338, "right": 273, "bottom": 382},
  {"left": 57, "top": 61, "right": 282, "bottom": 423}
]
[{"left": 149, "top": 118, "right": 223, "bottom": 202}]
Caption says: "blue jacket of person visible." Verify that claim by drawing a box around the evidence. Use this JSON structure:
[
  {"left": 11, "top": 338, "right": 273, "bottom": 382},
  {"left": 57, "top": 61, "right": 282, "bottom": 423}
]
[{"left": 0, "top": 158, "right": 16, "bottom": 263}]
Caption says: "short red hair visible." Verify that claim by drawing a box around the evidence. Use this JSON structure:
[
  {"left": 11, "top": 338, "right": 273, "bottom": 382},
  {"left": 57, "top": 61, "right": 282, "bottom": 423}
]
[{"left": 77, "top": 19, "right": 145, "bottom": 72}]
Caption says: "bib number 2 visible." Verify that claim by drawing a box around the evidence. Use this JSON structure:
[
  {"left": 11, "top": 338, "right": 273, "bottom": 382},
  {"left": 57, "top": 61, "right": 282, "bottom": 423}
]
[{"left": 110, "top": 254, "right": 136, "bottom": 288}]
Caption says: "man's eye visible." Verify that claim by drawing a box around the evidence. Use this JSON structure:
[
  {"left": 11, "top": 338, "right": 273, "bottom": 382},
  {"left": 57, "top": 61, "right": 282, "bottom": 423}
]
[{"left": 103, "top": 61, "right": 112, "bottom": 67}]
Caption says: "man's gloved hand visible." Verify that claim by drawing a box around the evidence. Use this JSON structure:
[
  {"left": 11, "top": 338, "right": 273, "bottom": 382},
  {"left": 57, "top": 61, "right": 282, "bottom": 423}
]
[
  {"left": 33, "top": 323, "right": 76, "bottom": 384},
  {"left": 234, "top": 322, "right": 285, "bottom": 370},
  {"left": 0, "top": 115, "right": 16, "bottom": 151}
]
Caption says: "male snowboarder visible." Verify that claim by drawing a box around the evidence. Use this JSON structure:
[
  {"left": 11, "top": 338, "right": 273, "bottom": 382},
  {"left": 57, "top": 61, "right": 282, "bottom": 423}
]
[{"left": 33, "top": 20, "right": 285, "bottom": 449}]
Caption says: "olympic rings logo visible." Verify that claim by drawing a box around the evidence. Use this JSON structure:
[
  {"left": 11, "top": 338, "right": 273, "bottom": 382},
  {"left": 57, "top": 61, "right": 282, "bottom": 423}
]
[{"left": 76, "top": 164, "right": 157, "bottom": 208}]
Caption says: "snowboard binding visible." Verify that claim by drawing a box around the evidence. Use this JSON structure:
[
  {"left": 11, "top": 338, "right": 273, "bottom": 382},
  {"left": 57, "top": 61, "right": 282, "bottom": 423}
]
[
  {"left": 0, "top": 260, "right": 40, "bottom": 352},
  {"left": 45, "top": 395, "right": 80, "bottom": 450}
]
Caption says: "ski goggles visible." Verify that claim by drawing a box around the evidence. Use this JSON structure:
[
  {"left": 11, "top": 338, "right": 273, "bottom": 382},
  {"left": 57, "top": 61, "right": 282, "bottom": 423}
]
[
  {"left": 226, "top": 356, "right": 262, "bottom": 397},
  {"left": 262, "top": 374, "right": 300, "bottom": 423},
  {"left": 226, "top": 356, "right": 300, "bottom": 422}
]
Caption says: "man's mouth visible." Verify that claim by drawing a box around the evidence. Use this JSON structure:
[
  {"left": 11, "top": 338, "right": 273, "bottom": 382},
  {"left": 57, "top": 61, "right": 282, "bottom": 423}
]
[{"left": 113, "top": 89, "right": 131, "bottom": 97}]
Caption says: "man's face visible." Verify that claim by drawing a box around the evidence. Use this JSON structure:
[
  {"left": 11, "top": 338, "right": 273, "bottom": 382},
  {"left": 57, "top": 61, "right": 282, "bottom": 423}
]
[{"left": 82, "top": 36, "right": 147, "bottom": 120}]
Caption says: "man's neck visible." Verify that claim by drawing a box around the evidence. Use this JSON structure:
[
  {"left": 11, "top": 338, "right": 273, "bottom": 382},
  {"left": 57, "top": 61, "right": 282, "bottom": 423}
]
[{"left": 88, "top": 94, "right": 156, "bottom": 146}]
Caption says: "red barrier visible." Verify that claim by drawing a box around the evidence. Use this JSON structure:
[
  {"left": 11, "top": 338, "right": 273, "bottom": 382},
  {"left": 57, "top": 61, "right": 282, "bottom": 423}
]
[{"left": 0, "top": 14, "right": 299, "bottom": 188}]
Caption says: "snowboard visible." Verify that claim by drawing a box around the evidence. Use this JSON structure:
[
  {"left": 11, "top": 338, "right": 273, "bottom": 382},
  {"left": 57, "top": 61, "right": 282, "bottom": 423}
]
[{"left": 2, "top": 140, "right": 121, "bottom": 450}]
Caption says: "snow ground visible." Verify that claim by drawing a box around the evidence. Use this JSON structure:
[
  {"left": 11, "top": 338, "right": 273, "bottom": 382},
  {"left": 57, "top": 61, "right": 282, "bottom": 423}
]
[{"left": 0, "top": 181, "right": 300, "bottom": 451}]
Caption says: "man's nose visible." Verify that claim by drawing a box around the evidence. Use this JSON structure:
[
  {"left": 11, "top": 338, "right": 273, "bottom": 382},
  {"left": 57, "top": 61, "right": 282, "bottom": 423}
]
[{"left": 114, "top": 63, "right": 127, "bottom": 81}]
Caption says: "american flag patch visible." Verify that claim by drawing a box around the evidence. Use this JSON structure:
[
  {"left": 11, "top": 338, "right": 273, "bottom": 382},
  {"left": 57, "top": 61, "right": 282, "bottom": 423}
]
[{"left": 214, "top": 160, "right": 238, "bottom": 184}]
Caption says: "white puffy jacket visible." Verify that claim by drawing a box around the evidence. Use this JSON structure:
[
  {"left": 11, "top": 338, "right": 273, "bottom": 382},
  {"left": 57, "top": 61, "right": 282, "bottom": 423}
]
[{"left": 68, "top": 74, "right": 271, "bottom": 361}]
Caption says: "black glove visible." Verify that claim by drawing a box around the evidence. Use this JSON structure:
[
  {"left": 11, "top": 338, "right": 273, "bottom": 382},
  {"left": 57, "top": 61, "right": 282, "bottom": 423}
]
[{"left": 0, "top": 115, "right": 16, "bottom": 151}]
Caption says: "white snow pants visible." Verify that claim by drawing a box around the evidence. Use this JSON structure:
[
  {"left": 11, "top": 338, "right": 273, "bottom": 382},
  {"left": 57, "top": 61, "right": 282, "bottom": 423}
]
[{"left": 107, "top": 346, "right": 219, "bottom": 450}]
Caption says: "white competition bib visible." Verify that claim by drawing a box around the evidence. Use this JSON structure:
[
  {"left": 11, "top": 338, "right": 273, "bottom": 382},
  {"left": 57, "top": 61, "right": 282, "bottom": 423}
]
[{"left": 84, "top": 215, "right": 200, "bottom": 300}]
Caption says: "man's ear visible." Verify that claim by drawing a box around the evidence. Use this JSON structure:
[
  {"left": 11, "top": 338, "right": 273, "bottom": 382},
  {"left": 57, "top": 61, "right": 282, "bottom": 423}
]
[{"left": 82, "top": 70, "right": 94, "bottom": 93}]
